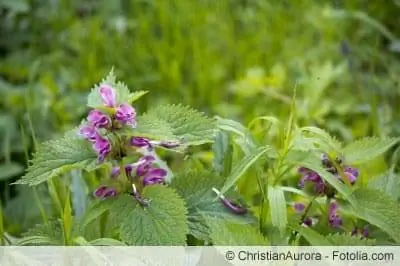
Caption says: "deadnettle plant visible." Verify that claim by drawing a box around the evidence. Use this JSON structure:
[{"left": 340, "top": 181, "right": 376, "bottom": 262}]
[
  {"left": 296, "top": 153, "right": 363, "bottom": 232},
  {"left": 78, "top": 84, "right": 180, "bottom": 204}
]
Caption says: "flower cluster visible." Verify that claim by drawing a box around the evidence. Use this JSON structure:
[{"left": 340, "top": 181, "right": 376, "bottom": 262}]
[
  {"left": 79, "top": 84, "right": 180, "bottom": 203},
  {"left": 293, "top": 202, "right": 313, "bottom": 227},
  {"left": 79, "top": 84, "right": 137, "bottom": 162},
  {"left": 296, "top": 153, "right": 364, "bottom": 232}
]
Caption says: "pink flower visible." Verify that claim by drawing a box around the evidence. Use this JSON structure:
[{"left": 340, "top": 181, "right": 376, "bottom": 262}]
[
  {"left": 328, "top": 201, "right": 342, "bottom": 228},
  {"left": 92, "top": 135, "right": 112, "bottom": 162},
  {"left": 115, "top": 103, "right": 136, "bottom": 126},
  {"left": 79, "top": 125, "right": 99, "bottom": 142},
  {"left": 99, "top": 84, "right": 116, "bottom": 107},
  {"left": 87, "top": 110, "right": 111, "bottom": 128},
  {"left": 135, "top": 155, "right": 156, "bottom": 176},
  {"left": 131, "top": 137, "right": 150, "bottom": 148}
]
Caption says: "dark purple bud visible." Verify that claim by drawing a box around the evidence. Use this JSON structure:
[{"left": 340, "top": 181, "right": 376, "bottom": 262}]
[
  {"left": 93, "top": 186, "right": 108, "bottom": 198},
  {"left": 344, "top": 166, "right": 359, "bottom": 178},
  {"left": 115, "top": 104, "right": 137, "bottom": 127},
  {"left": 87, "top": 110, "right": 111, "bottom": 128},
  {"left": 125, "top": 164, "right": 133, "bottom": 177},
  {"left": 344, "top": 172, "right": 357, "bottom": 185},
  {"left": 102, "top": 188, "right": 117, "bottom": 198},
  {"left": 131, "top": 137, "right": 150, "bottom": 148},
  {"left": 293, "top": 203, "right": 305, "bottom": 213},
  {"left": 303, "top": 218, "right": 313, "bottom": 227},
  {"left": 362, "top": 226, "right": 370, "bottom": 238},
  {"left": 92, "top": 135, "right": 112, "bottom": 162},
  {"left": 212, "top": 188, "right": 247, "bottom": 215},
  {"left": 135, "top": 156, "right": 156, "bottom": 176}
]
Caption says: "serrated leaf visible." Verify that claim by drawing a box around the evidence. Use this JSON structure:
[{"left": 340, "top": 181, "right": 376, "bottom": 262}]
[
  {"left": 297, "top": 126, "right": 343, "bottom": 152},
  {"left": 134, "top": 104, "right": 216, "bottom": 145},
  {"left": 21, "top": 220, "right": 64, "bottom": 245},
  {"left": 205, "top": 217, "right": 268, "bottom": 245},
  {"left": 15, "top": 236, "right": 61, "bottom": 246},
  {"left": 267, "top": 186, "right": 287, "bottom": 232},
  {"left": 113, "top": 185, "right": 188, "bottom": 245},
  {"left": 220, "top": 146, "right": 271, "bottom": 195},
  {"left": 88, "top": 238, "right": 127, "bottom": 246},
  {"left": 13, "top": 131, "right": 98, "bottom": 186},
  {"left": 342, "top": 137, "right": 400, "bottom": 164},
  {"left": 170, "top": 169, "right": 256, "bottom": 241},
  {"left": 368, "top": 171, "right": 400, "bottom": 200},
  {"left": 0, "top": 162, "right": 24, "bottom": 180},
  {"left": 325, "top": 233, "right": 376, "bottom": 246},
  {"left": 129, "top": 90, "right": 148, "bottom": 103},
  {"left": 350, "top": 188, "right": 400, "bottom": 243}
]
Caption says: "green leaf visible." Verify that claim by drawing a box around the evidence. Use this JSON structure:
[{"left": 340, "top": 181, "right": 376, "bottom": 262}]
[
  {"left": 15, "top": 236, "right": 61, "bottom": 246},
  {"left": 296, "top": 226, "right": 331, "bottom": 246},
  {"left": 350, "top": 188, "right": 400, "bottom": 243},
  {"left": 20, "top": 219, "right": 64, "bottom": 245},
  {"left": 205, "top": 217, "right": 268, "bottom": 245},
  {"left": 88, "top": 238, "right": 127, "bottom": 246},
  {"left": 78, "top": 199, "right": 116, "bottom": 232},
  {"left": 220, "top": 146, "right": 271, "bottom": 194},
  {"left": 13, "top": 130, "right": 98, "bottom": 186},
  {"left": 134, "top": 104, "right": 216, "bottom": 145},
  {"left": 129, "top": 90, "right": 148, "bottom": 103},
  {"left": 368, "top": 171, "right": 400, "bottom": 200},
  {"left": 170, "top": 169, "right": 256, "bottom": 241},
  {"left": 325, "top": 233, "right": 376, "bottom": 246},
  {"left": 297, "top": 126, "right": 342, "bottom": 152},
  {"left": 342, "top": 137, "right": 400, "bottom": 164},
  {"left": 87, "top": 69, "right": 133, "bottom": 108},
  {"left": 286, "top": 150, "right": 355, "bottom": 203},
  {"left": 112, "top": 185, "right": 188, "bottom": 245},
  {"left": 0, "top": 162, "right": 24, "bottom": 180},
  {"left": 267, "top": 186, "right": 287, "bottom": 232},
  {"left": 212, "top": 131, "right": 233, "bottom": 176}
]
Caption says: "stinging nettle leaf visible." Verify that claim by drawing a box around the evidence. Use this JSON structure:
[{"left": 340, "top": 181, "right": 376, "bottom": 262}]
[
  {"left": 205, "top": 217, "right": 269, "bottom": 245},
  {"left": 13, "top": 130, "right": 98, "bottom": 186},
  {"left": 134, "top": 104, "right": 216, "bottom": 145},
  {"left": 113, "top": 185, "right": 188, "bottom": 245},
  {"left": 368, "top": 171, "right": 400, "bottom": 200},
  {"left": 170, "top": 169, "right": 256, "bottom": 242},
  {"left": 325, "top": 233, "right": 376, "bottom": 246},
  {"left": 342, "top": 137, "right": 400, "bottom": 164},
  {"left": 350, "top": 188, "right": 400, "bottom": 243}
]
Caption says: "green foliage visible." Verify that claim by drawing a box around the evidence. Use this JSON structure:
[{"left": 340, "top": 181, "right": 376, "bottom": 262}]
[
  {"left": 171, "top": 168, "right": 255, "bottom": 242},
  {"left": 0, "top": 162, "right": 24, "bottom": 181},
  {"left": 134, "top": 104, "right": 216, "bottom": 145},
  {"left": 350, "top": 188, "right": 400, "bottom": 243},
  {"left": 205, "top": 217, "right": 269, "bottom": 245},
  {"left": 325, "top": 233, "right": 376, "bottom": 246},
  {"left": 342, "top": 137, "right": 400, "bottom": 164},
  {"left": 112, "top": 186, "right": 188, "bottom": 245},
  {"left": 13, "top": 131, "right": 98, "bottom": 186},
  {"left": 368, "top": 171, "right": 400, "bottom": 200},
  {"left": 267, "top": 186, "right": 287, "bottom": 232}
]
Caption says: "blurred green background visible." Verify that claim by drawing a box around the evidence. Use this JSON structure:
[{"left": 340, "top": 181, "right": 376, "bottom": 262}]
[{"left": 0, "top": 0, "right": 399, "bottom": 237}]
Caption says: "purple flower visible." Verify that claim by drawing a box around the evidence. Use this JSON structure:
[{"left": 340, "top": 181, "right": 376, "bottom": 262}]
[
  {"left": 79, "top": 125, "right": 99, "bottom": 142},
  {"left": 212, "top": 188, "right": 247, "bottom": 215},
  {"left": 328, "top": 201, "right": 342, "bottom": 228},
  {"left": 115, "top": 103, "right": 136, "bottom": 126},
  {"left": 293, "top": 203, "right": 305, "bottom": 213},
  {"left": 142, "top": 167, "right": 167, "bottom": 186},
  {"left": 93, "top": 135, "right": 112, "bottom": 162},
  {"left": 99, "top": 84, "right": 116, "bottom": 107},
  {"left": 93, "top": 186, "right": 117, "bottom": 199},
  {"left": 298, "top": 170, "right": 326, "bottom": 195},
  {"left": 111, "top": 165, "right": 134, "bottom": 179},
  {"left": 135, "top": 155, "right": 156, "bottom": 176},
  {"left": 87, "top": 110, "right": 111, "bottom": 128},
  {"left": 131, "top": 137, "right": 151, "bottom": 148},
  {"left": 351, "top": 225, "right": 370, "bottom": 238}
]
